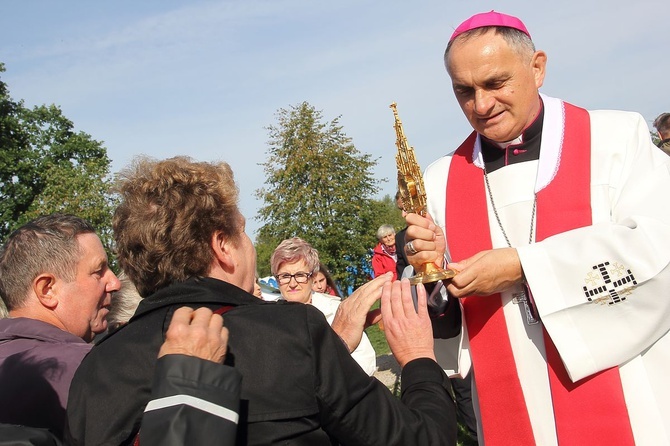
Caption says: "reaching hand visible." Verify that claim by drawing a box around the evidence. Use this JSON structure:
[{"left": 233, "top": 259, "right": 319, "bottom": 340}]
[
  {"left": 404, "top": 212, "right": 447, "bottom": 269},
  {"left": 331, "top": 272, "right": 392, "bottom": 353},
  {"left": 158, "top": 306, "right": 229, "bottom": 364},
  {"left": 447, "top": 247, "right": 524, "bottom": 298},
  {"left": 381, "top": 279, "right": 435, "bottom": 368}
]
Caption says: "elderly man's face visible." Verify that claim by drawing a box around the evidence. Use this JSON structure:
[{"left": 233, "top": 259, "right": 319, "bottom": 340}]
[
  {"left": 57, "top": 233, "right": 121, "bottom": 342},
  {"left": 446, "top": 30, "right": 546, "bottom": 143}
]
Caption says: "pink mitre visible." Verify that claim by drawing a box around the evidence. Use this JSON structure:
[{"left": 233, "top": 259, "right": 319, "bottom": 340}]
[{"left": 450, "top": 10, "right": 531, "bottom": 42}]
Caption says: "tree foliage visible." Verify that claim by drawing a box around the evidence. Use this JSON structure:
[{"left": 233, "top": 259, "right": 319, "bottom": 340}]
[
  {"left": 651, "top": 131, "right": 661, "bottom": 147},
  {"left": 0, "top": 63, "right": 117, "bottom": 258},
  {"left": 372, "top": 193, "right": 406, "bottom": 235},
  {"left": 255, "top": 102, "right": 392, "bottom": 291}
]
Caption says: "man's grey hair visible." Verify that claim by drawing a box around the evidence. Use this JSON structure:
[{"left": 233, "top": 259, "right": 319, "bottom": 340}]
[
  {"left": 445, "top": 26, "right": 536, "bottom": 66},
  {"left": 0, "top": 214, "right": 95, "bottom": 311}
]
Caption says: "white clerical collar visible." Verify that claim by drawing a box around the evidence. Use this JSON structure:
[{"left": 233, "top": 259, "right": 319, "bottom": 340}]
[
  {"left": 493, "top": 135, "right": 523, "bottom": 149},
  {"left": 472, "top": 93, "right": 565, "bottom": 193}
]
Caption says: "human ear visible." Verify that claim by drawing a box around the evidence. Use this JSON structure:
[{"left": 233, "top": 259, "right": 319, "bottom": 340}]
[
  {"left": 531, "top": 50, "right": 547, "bottom": 89},
  {"left": 210, "top": 231, "right": 234, "bottom": 270},
  {"left": 33, "top": 274, "right": 58, "bottom": 310}
]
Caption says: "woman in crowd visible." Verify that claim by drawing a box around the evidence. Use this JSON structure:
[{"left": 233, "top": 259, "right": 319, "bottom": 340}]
[
  {"left": 253, "top": 273, "right": 263, "bottom": 299},
  {"left": 271, "top": 237, "right": 377, "bottom": 376},
  {"left": 311, "top": 262, "right": 340, "bottom": 297},
  {"left": 372, "top": 224, "right": 398, "bottom": 280}
]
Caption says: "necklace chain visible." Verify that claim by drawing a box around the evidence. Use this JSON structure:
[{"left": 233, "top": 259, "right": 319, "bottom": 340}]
[{"left": 483, "top": 166, "right": 537, "bottom": 247}]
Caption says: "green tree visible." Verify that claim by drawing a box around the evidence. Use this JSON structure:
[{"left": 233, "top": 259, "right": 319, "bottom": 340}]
[
  {"left": 651, "top": 131, "right": 661, "bottom": 147},
  {"left": 371, "top": 193, "right": 406, "bottom": 235},
  {"left": 0, "top": 63, "right": 117, "bottom": 258},
  {"left": 255, "top": 102, "right": 385, "bottom": 291}
]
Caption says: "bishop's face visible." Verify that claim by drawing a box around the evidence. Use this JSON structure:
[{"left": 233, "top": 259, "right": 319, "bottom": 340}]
[{"left": 446, "top": 29, "right": 546, "bottom": 143}]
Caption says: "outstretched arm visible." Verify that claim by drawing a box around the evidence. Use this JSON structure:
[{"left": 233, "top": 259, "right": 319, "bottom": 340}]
[
  {"left": 313, "top": 283, "right": 457, "bottom": 446},
  {"left": 330, "top": 272, "right": 392, "bottom": 352},
  {"left": 381, "top": 279, "right": 435, "bottom": 367}
]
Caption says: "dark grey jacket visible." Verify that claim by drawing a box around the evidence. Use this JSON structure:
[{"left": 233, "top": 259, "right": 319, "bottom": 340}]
[{"left": 140, "top": 354, "right": 241, "bottom": 446}]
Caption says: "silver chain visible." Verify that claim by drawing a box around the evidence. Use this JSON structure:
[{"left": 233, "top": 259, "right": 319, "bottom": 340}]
[{"left": 483, "top": 166, "right": 536, "bottom": 247}]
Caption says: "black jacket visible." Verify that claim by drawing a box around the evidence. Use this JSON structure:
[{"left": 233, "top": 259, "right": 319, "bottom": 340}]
[
  {"left": 395, "top": 227, "right": 409, "bottom": 278},
  {"left": 65, "top": 277, "right": 456, "bottom": 446},
  {"left": 140, "top": 354, "right": 241, "bottom": 446}
]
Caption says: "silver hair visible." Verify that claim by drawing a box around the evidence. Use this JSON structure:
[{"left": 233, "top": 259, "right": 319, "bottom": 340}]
[
  {"left": 376, "top": 224, "right": 395, "bottom": 241},
  {"left": 107, "top": 271, "right": 143, "bottom": 330},
  {"left": 0, "top": 214, "right": 95, "bottom": 311}
]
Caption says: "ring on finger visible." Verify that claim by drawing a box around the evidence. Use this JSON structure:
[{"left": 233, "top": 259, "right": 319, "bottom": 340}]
[{"left": 405, "top": 240, "right": 418, "bottom": 255}]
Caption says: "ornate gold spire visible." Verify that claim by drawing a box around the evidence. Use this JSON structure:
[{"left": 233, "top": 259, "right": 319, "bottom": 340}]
[{"left": 390, "top": 102, "right": 455, "bottom": 284}]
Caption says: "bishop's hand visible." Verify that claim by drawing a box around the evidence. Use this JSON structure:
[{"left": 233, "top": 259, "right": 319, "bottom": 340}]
[
  {"left": 404, "top": 211, "right": 447, "bottom": 271},
  {"left": 446, "top": 248, "right": 524, "bottom": 298}
]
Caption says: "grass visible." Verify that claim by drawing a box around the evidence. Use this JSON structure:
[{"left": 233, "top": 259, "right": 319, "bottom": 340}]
[{"left": 365, "top": 301, "right": 390, "bottom": 356}]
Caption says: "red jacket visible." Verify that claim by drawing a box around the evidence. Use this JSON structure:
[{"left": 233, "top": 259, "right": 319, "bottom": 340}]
[{"left": 372, "top": 242, "right": 398, "bottom": 281}]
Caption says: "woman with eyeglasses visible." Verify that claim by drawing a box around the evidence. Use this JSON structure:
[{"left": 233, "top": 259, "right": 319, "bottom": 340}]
[{"left": 271, "top": 237, "right": 378, "bottom": 376}]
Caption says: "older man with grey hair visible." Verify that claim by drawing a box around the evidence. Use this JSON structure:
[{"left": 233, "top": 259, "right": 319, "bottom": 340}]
[{"left": 0, "top": 214, "right": 120, "bottom": 438}]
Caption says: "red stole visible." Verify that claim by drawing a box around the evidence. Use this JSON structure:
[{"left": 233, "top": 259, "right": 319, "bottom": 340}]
[{"left": 446, "top": 103, "right": 635, "bottom": 445}]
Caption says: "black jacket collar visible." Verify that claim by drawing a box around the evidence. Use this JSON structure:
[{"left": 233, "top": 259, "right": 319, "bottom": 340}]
[{"left": 131, "top": 276, "right": 263, "bottom": 321}]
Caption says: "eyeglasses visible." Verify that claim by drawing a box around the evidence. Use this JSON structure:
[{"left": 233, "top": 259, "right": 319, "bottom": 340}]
[{"left": 275, "top": 272, "right": 313, "bottom": 285}]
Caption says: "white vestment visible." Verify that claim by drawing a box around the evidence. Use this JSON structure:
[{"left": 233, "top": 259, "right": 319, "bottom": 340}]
[
  {"left": 424, "top": 94, "right": 670, "bottom": 445},
  {"left": 311, "top": 292, "right": 377, "bottom": 376}
]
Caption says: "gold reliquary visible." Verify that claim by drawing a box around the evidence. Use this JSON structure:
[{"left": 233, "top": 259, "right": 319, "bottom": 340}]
[{"left": 390, "top": 102, "right": 455, "bottom": 284}]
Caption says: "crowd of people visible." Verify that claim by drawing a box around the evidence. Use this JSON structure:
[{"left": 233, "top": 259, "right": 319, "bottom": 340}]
[{"left": 0, "top": 9, "right": 668, "bottom": 446}]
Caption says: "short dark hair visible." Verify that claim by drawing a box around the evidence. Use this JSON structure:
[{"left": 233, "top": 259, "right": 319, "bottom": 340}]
[
  {"left": 653, "top": 113, "right": 670, "bottom": 137},
  {"left": 113, "top": 156, "right": 243, "bottom": 297},
  {"left": 0, "top": 214, "right": 95, "bottom": 310}
]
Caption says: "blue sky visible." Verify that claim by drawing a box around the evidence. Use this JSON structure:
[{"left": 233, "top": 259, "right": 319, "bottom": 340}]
[{"left": 2, "top": 0, "right": 668, "bottom": 239}]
